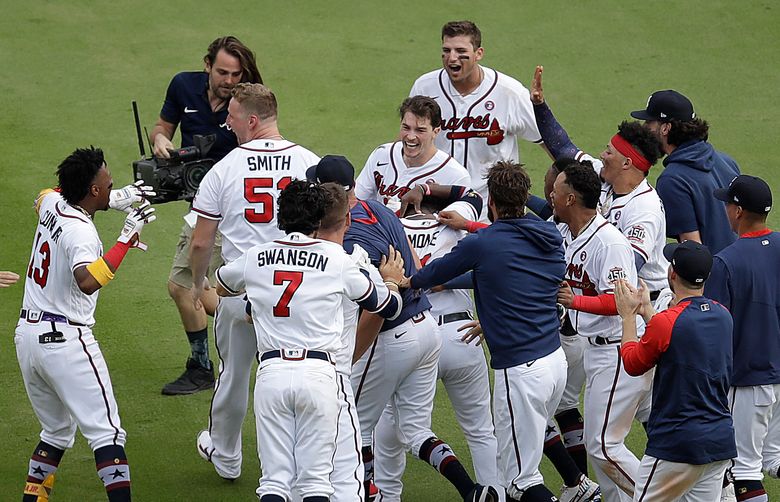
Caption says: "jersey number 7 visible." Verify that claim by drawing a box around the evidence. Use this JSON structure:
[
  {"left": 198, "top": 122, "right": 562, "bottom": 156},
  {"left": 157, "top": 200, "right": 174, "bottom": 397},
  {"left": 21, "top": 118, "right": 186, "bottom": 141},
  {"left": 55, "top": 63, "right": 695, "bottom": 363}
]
[
  {"left": 244, "top": 176, "right": 292, "bottom": 223},
  {"left": 273, "top": 270, "right": 303, "bottom": 317}
]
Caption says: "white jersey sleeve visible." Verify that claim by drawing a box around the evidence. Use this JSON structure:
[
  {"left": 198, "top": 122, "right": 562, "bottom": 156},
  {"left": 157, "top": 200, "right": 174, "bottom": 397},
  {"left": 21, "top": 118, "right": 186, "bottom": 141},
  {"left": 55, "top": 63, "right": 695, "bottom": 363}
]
[
  {"left": 215, "top": 251, "right": 248, "bottom": 295},
  {"left": 355, "top": 150, "right": 380, "bottom": 201},
  {"left": 595, "top": 241, "right": 638, "bottom": 293}
]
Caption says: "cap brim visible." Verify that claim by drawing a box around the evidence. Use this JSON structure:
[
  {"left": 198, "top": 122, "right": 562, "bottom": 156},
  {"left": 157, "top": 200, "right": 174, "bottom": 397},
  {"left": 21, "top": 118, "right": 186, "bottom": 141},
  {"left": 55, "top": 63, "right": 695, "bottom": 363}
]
[
  {"left": 662, "top": 242, "right": 681, "bottom": 262},
  {"left": 305, "top": 165, "right": 318, "bottom": 183},
  {"left": 630, "top": 109, "right": 657, "bottom": 121},
  {"left": 713, "top": 187, "right": 730, "bottom": 202}
]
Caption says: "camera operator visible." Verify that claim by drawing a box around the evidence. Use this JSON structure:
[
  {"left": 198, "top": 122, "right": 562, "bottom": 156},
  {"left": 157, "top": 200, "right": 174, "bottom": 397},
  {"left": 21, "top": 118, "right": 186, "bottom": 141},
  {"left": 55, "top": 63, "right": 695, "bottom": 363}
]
[{"left": 150, "top": 36, "right": 263, "bottom": 396}]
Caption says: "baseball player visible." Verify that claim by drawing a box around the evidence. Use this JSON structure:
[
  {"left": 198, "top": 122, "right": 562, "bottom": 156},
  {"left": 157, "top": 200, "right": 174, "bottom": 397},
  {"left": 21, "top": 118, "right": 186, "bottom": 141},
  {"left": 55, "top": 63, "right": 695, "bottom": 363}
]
[
  {"left": 409, "top": 20, "right": 544, "bottom": 219},
  {"left": 354, "top": 95, "right": 470, "bottom": 213},
  {"left": 706, "top": 175, "right": 780, "bottom": 502},
  {"left": 309, "top": 157, "right": 496, "bottom": 502},
  {"left": 402, "top": 161, "right": 568, "bottom": 502},
  {"left": 15, "top": 147, "right": 155, "bottom": 502},
  {"left": 371, "top": 184, "right": 502, "bottom": 497},
  {"left": 214, "top": 181, "right": 404, "bottom": 501},
  {"left": 553, "top": 162, "right": 653, "bottom": 501},
  {"left": 531, "top": 66, "right": 669, "bottom": 302},
  {"left": 190, "top": 83, "right": 320, "bottom": 480},
  {"left": 615, "top": 242, "right": 736, "bottom": 501}
]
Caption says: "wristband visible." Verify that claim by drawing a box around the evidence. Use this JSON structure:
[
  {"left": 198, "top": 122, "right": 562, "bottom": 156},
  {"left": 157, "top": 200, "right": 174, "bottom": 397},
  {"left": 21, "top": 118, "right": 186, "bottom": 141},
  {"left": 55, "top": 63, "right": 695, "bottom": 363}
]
[
  {"left": 419, "top": 183, "right": 431, "bottom": 196},
  {"left": 103, "top": 240, "right": 132, "bottom": 269},
  {"left": 465, "top": 220, "right": 489, "bottom": 233},
  {"left": 86, "top": 258, "right": 115, "bottom": 286}
]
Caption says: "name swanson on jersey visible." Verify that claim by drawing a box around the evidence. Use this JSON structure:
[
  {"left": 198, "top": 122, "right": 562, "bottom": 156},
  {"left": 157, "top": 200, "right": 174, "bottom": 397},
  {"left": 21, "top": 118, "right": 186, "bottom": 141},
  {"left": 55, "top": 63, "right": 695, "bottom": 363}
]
[{"left": 256, "top": 247, "right": 329, "bottom": 272}]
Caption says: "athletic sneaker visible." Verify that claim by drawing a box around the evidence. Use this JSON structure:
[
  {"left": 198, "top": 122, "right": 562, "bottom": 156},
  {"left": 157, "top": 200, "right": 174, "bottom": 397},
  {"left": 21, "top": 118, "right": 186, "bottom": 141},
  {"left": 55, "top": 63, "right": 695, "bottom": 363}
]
[
  {"left": 466, "top": 484, "right": 499, "bottom": 502},
  {"left": 560, "top": 474, "right": 601, "bottom": 502},
  {"left": 197, "top": 430, "right": 238, "bottom": 480},
  {"left": 368, "top": 480, "right": 379, "bottom": 501},
  {"left": 161, "top": 358, "right": 215, "bottom": 395}
]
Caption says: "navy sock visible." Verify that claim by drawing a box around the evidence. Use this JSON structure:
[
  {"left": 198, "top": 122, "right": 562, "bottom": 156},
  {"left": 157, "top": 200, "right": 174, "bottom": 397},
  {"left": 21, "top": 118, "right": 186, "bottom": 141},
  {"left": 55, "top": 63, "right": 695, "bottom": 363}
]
[
  {"left": 418, "top": 436, "right": 474, "bottom": 498},
  {"left": 519, "top": 483, "right": 558, "bottom": 501},
  {"left": 555, "top": 408, "right": 587, "bottom": 476},
  {"left": 95, "top": 445, "right": 131, "bottom": 502},
  {"left": 186, "top": 328, "right": 211, "bottom": 369},
  {"left": 23, "top": 441, "right": 64, "bottom": 502}
]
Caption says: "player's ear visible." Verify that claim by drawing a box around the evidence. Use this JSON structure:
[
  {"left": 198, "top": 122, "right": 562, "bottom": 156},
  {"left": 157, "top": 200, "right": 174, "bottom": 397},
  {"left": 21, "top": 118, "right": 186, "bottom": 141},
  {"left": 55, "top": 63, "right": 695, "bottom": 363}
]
[{"left": 474, "top": 47, "right": 484, "bottom": 61}]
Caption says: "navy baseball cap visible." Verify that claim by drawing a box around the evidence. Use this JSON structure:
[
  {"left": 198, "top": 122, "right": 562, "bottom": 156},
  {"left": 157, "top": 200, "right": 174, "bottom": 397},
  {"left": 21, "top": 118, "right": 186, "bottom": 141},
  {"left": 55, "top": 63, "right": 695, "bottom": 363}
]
[
  {"left": 714, "top": 175, "right": 772, "bottom": 214},
  {"left": 630, "top": 90, "right": 696, "bottom": 122},
  {"left": 306, "top": 155, "right": 356, "bottom": 191},
  {"left": 663, "top": 240, "right": 713, "bottom": 285}
]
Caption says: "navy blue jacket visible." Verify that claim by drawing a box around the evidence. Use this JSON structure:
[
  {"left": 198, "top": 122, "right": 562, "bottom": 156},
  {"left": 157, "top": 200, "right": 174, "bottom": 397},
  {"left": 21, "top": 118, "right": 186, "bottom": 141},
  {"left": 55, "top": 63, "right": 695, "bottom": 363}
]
[
  {"left": 344, "top": 199, "right": 431, "bottom": 331},
  {"left": 411, "top": 215, "right": 564, "bottom": 369},
  {"left": 160, "top": 72, "right": 237, "bottom": 161},
  {"left": 656, "top": 140, "right": 740, "bottom": 254},
  {"left": 706, "top": 229, "right": 780, "bottom": 386}
]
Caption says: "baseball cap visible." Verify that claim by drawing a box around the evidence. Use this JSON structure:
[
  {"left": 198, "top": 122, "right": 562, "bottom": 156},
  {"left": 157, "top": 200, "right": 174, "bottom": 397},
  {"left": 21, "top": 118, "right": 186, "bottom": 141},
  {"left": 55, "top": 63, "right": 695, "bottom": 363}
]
[
  {"left": 663, "top": 240, "right": 713, "bottom": 285},
  {"left": 713, "top": 175, "right": 772, "bottom": 214},
  {"left": 305, "top": 155, "right": 356, "bottom": 191},
  {"left": 630, "top": 90, "right": 696, "bottom": 122}
]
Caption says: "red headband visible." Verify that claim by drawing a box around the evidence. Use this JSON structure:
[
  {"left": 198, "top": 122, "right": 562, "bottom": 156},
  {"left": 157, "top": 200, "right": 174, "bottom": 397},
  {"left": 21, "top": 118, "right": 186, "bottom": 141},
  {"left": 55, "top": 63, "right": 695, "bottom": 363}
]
[{"left": 610, "top": 134, "right": 651, "bottom": 172}]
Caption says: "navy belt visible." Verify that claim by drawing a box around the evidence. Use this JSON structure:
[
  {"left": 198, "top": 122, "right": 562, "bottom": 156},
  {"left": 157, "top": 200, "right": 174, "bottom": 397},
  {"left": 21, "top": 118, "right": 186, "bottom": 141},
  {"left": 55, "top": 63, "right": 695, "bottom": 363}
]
[
  {"left": 649, "top": 290, "right": 661, "bottom": 301},
  {"left": 20, "top": 309, "right": 85, "bottom": 327},
  {"left": 438, "top": 311, "right": 473, "bottom": 326},
  {"left": 590, "top": 336, "right": 621, "bottom": 346},
  {"left": 260, "top": 349, "right": 332, "bottom": 364}
]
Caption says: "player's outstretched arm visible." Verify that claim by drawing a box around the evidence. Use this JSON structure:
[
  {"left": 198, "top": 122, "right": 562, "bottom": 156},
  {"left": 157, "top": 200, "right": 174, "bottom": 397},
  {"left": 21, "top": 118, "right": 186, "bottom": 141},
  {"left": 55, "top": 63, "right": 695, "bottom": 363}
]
[
  {"left": 0, "top": 271, "right": 20, "bottom": 287},
  {"left": 77, "top": 202, "right": 156, "bottom": 295},
  {"left": 530, "top": 66, "right": 580, "bottom": 159}
]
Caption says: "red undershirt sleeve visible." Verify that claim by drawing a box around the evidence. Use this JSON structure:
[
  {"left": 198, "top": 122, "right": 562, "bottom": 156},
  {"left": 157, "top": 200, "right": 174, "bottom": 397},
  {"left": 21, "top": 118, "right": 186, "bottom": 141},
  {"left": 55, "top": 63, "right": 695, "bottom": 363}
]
[
  {"left": 621, "top": 311, "right": 675, "bottom": 376},
  {"left": 571, "top": 293, "right": 618, "bottom": 315}
]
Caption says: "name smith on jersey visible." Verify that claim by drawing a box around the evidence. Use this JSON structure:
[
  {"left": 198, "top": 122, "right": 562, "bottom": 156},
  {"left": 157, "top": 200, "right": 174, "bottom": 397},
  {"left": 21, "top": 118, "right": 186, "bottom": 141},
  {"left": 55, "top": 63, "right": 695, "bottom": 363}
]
[{"left": 257, "top": 247, "right": 329, "bottom": 272}]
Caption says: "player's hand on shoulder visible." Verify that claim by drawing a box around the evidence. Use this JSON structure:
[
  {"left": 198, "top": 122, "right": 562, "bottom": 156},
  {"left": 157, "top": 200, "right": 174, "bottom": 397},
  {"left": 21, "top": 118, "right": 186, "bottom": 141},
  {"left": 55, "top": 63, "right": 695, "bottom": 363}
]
[
  {"left": 0, "top": 270, "right": 20, "bottom": 287},
  {"left": 118, "top": 200, "right": 156, "bottom": 250},
  {"left": 458, "top": 320, "right": 483, "bottom": 345},
  {"left": 399, "top": 184, "right": 426, "bottom": 216},
  {"left": 109, "top": 180, "right": 157, "bottom": 213},
  {"left": 437, "top": 210, "right": 468, "bottom": 230},
  {"left": 379, "top": 245, "right": 406, "bottom": 287},
  {"left": 530, "top": 65, "right": 545, "bottom": 105}
]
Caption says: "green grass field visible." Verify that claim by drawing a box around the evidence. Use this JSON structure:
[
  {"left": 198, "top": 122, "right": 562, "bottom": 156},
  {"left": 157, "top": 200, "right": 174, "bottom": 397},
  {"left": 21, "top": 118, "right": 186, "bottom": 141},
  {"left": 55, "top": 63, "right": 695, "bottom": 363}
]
[{"left": 1, "top": 1, "right": 779, "bottom": 500}]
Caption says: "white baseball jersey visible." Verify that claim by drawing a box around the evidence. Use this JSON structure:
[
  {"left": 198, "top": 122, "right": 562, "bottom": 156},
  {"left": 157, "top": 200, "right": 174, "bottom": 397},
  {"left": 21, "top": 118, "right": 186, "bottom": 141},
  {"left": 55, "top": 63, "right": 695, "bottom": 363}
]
[
  {"left": 23, "top": 191, "right": 102, "bottom": 325},
  {"left": 561, "top": 213, "right": 644, "bottom": 340},
  {"left": 410, "top": 66, "right": 542, "bottom": 201},
  {"left": 578, "top": 152, "right": 669, "bottom": 292},
  {"left": 354, "top": 141, "right": 470, "bottom": 212},
  {"left": 217, "top": 233, "right": 390, "bottom": 354},
  {"left": 400, "top": 200, "right": 478, "bottom": 318},
  {"left": 192, "top": 139, "right": 319, "bottom": 262}
]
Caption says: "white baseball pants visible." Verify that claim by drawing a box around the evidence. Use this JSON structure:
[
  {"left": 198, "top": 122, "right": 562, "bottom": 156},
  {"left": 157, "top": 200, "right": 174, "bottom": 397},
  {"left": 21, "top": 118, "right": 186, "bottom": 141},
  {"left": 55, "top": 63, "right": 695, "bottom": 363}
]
[
  {"left": 633, "top": 456, "right": 729, "bottom": 501},
  {"left": 15, "top": 317, "right": 126, "bottom": 451},
  {"left": 557, "top": 333, "right": 587, "bottom": 413},
  {"left": 729, "top": 384, "right": 780, "bottom": 481}
]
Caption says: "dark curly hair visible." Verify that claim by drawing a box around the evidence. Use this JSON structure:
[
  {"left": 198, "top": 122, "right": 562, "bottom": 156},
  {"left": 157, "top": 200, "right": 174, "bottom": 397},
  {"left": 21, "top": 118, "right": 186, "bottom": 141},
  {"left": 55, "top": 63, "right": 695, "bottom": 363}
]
[
  {"left": 667, "top": 117, "right": 710, "bottom": 147},
  {"left": 562, "top": 162, "right": 601, "bottom": 210},
  {"left": 56, "top": 146, "right": 105, "bottom": 205},
  {"left": 617, "top": 121, "right": 663, "bottom": 167},
  {"left": 486, "top": 160, "right": 530, "bottom": 219},
  {"left": 277, "top": 180, "right": 327, "bottom": 235}
]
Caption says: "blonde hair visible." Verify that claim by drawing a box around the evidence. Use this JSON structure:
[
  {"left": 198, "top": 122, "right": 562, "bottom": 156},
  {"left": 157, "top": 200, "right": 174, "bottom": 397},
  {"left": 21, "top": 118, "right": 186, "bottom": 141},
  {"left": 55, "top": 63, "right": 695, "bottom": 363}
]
[{"left": 231, "top": 83, "right": 277, "bottom": 120}]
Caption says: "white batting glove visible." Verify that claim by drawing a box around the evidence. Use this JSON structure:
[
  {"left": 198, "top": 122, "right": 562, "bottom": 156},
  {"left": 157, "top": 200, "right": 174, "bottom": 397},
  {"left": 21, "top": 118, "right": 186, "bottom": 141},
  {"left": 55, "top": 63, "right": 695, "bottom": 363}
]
[
  {"left": 109, "top": 180, "right": 156, "bottom": 213},
  {"left": 118, "top": 200, "right": 156, "bottom": 250}
]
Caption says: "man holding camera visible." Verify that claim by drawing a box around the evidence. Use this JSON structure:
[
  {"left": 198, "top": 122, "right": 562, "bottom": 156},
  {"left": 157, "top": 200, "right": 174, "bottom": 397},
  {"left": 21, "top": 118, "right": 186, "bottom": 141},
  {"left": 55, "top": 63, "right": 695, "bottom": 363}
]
[{"left": 150, "top": 36, "right": 263, "bottom": 395}]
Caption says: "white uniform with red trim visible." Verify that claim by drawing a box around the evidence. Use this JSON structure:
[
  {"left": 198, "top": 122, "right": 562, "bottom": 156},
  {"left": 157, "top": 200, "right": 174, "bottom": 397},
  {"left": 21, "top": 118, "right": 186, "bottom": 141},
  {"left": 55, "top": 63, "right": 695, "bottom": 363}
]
[
  {"left": 561, "top": 213, "right": 653, "bottom": 501},
  {"left": 392, "top": 198, "right": 499, "bottom": 492},
  {"left": 410, "top": 67, "right": 542, "bottom": 213},
  {"left": 216, "top": 233, "right": 396, "bottom": 499},
  {"left": 354, "top": 141, "right": 470, "bottom": 213},
  {"left": 192, "top": 138, "right": 319, "bottom": 480},
  {"left": 578, "top": 152, "right": 669, "bottom": 294},
  {"left": 15, "top": 191, "right": 127, "bottom": 453}
]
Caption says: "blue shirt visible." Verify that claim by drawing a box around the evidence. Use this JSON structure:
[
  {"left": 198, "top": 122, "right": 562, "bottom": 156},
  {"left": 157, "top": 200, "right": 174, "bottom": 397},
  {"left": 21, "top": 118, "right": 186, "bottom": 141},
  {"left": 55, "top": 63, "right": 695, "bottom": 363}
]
[
  {"left": 705, "top": 229, "right": 780, "bottom": 386},
  {"left": 656, "top": 140, "right": 740, "bottom": 254},
  {"left": 411, "top": 215, "right": 564, "bottom": 369},
  {"left": 160, "top": 71, "right": 236, "bottom": 161},
  {"left": 625, "top": 297, "right": 736, "bottom": 464},
  {"left": 344, "top": 199, "right": 431, "bottom": 331}
]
